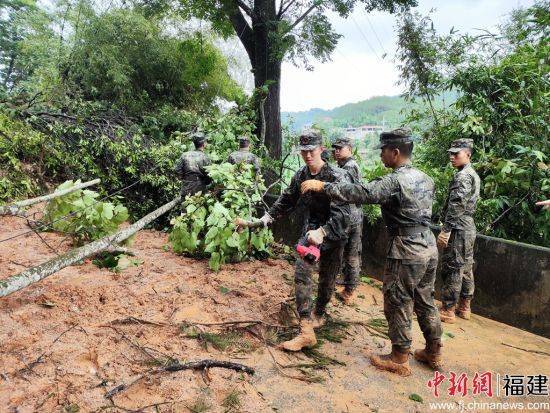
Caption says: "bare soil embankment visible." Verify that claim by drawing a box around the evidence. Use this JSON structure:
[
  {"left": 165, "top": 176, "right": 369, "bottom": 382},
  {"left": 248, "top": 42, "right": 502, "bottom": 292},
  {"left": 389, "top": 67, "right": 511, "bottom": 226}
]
[{"left": 1, "top": 213, "right": 549, "bottom": 412}]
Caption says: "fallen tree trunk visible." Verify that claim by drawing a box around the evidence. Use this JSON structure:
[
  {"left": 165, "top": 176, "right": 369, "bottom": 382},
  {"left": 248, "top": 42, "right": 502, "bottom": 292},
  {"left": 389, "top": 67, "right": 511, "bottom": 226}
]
[
  {"left": 0, "top": 196, "right": 181, "bottom": 298},
  {"left": 0, "top": 178, "right": 101, "bottom": 216}
]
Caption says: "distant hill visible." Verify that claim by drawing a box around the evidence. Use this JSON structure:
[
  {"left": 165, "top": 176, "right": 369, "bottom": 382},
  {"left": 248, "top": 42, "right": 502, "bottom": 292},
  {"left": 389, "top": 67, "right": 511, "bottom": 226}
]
[{"left": 282, "top": 95, "right": 408, "bottom": 131}]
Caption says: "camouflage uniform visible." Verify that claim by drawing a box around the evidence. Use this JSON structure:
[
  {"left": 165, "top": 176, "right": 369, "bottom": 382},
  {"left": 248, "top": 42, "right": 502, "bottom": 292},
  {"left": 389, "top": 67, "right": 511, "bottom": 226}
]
[
  {"left": 269, "top": 134, "right": 351, "bottom": 319},
  {"left": 174, "top": 135, "right": 211, "bottom": 197},
  {"left": 228, "top": 149, "right": 261, "bottom": 173},
  {"left": 440, "top": 139, "right": 480, "bottom": 309},
  {"left": 333, "top": 137, "right": 363, "bottom": 293},
  {"left": 324, "top": 162, "right": 442, "bottom": 352}
]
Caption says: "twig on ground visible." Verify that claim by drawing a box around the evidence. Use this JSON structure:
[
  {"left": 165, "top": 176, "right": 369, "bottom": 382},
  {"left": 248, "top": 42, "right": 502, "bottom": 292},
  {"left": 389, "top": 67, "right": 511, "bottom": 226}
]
[
  {"left": 501, "top": 342, "right": 550, "bottom": 357},
  {"left": 265, "top": 345, "right": 321, "bottom": 384},
  {"left": 105, "top": 359, "right": 254, "bottom": 399},
  {"left": 17, "top": 324, "right": 82, "bottom": 376},
  {"left": 188, "top": 319, "right": 294, "bottom": 330},
  {"left": 108, "top": 316, "right": 167, "bottom": 327}
]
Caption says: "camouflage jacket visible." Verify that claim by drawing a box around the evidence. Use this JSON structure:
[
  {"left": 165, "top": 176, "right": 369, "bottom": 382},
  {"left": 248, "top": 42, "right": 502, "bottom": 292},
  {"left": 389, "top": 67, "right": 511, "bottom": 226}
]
[
  {"left": 441, "top": 163, "right": 480, "bottom": 232},
  {"left": 174, "top": 150, "right": 211, "bottom": 183},
  {"left": 227, "top": 149, "right": 260, "bottom": 172},
  {"left": 269, "top": 163, "right": 351, "bottom": 242},
  {"left": 324, "top": 163, "right": 436, "bottom": 260},
  {"left": 337, "top": 157, "right": 363, "bottom": 225}
]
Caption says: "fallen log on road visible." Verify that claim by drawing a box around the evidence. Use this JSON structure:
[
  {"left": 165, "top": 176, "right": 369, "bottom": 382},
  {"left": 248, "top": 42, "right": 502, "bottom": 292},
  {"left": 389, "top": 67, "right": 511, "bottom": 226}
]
[
  {"left": 0, "top": 196, "right": 181, "bottom": 298},
  {"left": 0, "top": 178, "right": 101, "bottom": 216}
]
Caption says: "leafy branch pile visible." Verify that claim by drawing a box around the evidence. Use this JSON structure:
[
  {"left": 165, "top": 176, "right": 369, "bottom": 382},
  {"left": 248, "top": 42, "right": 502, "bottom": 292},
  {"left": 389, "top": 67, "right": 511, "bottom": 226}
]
[
  {"left": 169, "top": 163, "right": 273, "bottom": 271},
  {"left": 44, "top": 180, "right": 129, "bottom": 244}
]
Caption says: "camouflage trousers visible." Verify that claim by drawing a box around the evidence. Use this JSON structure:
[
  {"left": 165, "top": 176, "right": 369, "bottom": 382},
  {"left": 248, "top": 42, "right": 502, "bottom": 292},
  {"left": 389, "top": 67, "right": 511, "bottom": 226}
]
[
  {"left": 295, "top": 240, "right": 345, "bottom": 319},
  {"left": 383, "top": 253, "right": 442, "bottom": 351},
  {"left": 342, "top": 221, "right": 363, "bottom": 292},
  {"left": 441, "top": 229, "right": 476, "bottom": 309},
  {"left": 180, "top": 179, "right": 207, "bottom": 198}
]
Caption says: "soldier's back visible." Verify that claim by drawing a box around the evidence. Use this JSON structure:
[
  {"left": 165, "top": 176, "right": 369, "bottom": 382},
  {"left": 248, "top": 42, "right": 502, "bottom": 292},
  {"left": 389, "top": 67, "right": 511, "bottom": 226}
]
[
  {"left": 390, "top": 165, "right": 434, "bottom": 227},
  {"left": 177, "top": 150, "right": 209, "bottom": 176}
]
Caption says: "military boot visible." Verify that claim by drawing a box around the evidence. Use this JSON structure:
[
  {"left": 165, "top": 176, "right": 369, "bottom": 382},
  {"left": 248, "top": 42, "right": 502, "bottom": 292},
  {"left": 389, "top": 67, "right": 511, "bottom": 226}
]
[
  {"left": 439, "top": 305, "right": 456, "bottom": 323},
  {"left": 369, "top": 346, "right": 411, "bottom": 377},
  {"left": 311, "top": 311, "right": 326, "bottom": 328},
  {"left": 456, "top": 298, "right": 471, "bottom": 320},
  {"left": 414, "top": 339, "right": 443, "bottom": 370},
  {"left": 279, "top": 319, "right": 317, "bottom": 351},
  {"left": 338, "top": 288, "right": 355, "bottom": 306}
]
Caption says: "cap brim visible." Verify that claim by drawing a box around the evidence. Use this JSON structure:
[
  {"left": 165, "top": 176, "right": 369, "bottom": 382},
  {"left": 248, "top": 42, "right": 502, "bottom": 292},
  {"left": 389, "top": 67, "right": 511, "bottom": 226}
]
[
  {"left": 299, "top": 144, "right": 320, "bottom": 151},
  {"left": 447, "top": 147, "right": 461, "bottom": 153},
  {"left": 375, "top": 143, "right": 387, "bottom": 149},
  {"left": 332, "top": 144, "right": 343, "bottom": 149}
]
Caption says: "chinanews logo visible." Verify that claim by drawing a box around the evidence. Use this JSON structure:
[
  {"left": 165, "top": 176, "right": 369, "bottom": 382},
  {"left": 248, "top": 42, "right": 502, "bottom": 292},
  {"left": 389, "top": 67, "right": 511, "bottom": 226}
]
[{"left": 426, "top": 371, "right": 550, "bottom": 411}]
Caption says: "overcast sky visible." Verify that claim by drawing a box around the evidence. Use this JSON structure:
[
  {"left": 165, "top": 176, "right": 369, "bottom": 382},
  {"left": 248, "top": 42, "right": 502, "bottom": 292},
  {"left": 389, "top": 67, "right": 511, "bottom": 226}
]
[{"left": 280, "top": 0, "right": 536, "bottom": 112}]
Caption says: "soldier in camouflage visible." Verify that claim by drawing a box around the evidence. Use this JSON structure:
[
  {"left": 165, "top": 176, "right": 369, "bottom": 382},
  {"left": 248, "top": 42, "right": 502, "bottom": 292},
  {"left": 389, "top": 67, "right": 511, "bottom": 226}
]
[
  {"left": 332, "top": 137, "right": 363, "bottom": 305},
  {"left": 438, "top": 138, "right": 480, "bottom": 323},
  {"left": 236, "top": 130, "right": 351, "bottom": 352},
  {"left": 301, "top": 128, "right": 443, "bottom": 376},
  {"left": 174, "top": 132, "right": 211, "bottom": 198},
  {"left": 227, "top": 135, "right": 261, "bottom": 173}
]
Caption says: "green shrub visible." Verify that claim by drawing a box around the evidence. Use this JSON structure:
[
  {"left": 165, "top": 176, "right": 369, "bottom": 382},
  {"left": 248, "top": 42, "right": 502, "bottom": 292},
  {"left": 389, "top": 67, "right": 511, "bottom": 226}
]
[
  {"left": 44, "top": 180, "right": 129, "bottom": 244},
  {"left": 169, "top": 163, "right": 273, "bottom": 271}
]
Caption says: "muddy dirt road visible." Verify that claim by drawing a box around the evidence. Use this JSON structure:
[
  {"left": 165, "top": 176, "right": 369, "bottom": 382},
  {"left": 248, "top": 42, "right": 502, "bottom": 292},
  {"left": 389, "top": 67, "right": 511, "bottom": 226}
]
[{"left": 1, "top": 214, "right": 549, "bottom": 412}]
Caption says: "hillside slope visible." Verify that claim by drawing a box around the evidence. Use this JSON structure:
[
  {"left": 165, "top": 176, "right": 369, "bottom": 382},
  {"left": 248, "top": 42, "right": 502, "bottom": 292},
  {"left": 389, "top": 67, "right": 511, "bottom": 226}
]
[{"left": 282, "top": 96, "right": 407, "bottom": 131}]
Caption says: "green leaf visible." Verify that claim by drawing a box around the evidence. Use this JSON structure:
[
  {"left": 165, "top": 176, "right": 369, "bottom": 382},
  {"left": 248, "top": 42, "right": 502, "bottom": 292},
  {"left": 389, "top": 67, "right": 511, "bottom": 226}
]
[{"left": 409, "top": 394, "right": 423, "bottom": 403}]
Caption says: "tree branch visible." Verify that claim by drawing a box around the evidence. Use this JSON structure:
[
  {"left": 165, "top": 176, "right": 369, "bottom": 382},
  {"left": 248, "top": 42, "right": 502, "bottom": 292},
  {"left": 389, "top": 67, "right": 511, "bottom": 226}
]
[
  {"left": 235, "top": 0, "right": 255, "bottom": 18},
  {"left": 227, "top": 2, "right": 256, "bottom": 65},
  {"left": 288, "top": 3, "right": 318, "bottom": 31},
  {"left": 278, "top": 0, "right": 297, "bottom": 18}
]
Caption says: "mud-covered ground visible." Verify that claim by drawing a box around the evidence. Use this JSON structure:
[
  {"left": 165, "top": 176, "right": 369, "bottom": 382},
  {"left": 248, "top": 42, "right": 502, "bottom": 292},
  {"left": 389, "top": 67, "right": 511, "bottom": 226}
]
[{"left": 1, "top": 212, "right": 549, "bottom": 412}]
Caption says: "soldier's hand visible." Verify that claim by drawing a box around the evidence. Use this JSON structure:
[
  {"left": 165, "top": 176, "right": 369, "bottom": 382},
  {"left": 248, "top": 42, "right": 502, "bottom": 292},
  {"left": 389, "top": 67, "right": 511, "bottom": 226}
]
[
  {"left": 234, "top": 217, "right": 249, "bottom": 232},
  {"left": 301, "top": 180, "right": 324, "bottom": 193},
  {"left": 259, "top": 213, "right": 273, "bottom": 227},
  {"left": 307, "top": 227, "right": 326, "bottom": 246},
  {"left": 437, "top": 231, "right": 451, "bottom": 249}
]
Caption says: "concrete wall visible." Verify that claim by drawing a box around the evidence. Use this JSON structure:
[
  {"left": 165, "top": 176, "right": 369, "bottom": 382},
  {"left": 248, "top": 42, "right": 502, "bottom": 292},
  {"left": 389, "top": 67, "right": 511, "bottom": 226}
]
[{"left": 271, "top": 210, "right": 550, "bottom": 338}]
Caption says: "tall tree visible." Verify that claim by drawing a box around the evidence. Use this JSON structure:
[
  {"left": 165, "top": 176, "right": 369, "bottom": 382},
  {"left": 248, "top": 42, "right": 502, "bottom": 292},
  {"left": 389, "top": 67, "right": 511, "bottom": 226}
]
[{"left": 144, "top": 0, "right": 416, "bottom": 159}]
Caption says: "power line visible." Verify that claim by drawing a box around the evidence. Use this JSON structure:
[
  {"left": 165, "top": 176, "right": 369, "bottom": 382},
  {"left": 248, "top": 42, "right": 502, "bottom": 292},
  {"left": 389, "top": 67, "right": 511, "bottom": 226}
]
[
  {"left": 365, "top": 14, "right": 387, "bottom": 56},
  {"left": 351, "top": 15, "right": 380, "bottom": 61}
]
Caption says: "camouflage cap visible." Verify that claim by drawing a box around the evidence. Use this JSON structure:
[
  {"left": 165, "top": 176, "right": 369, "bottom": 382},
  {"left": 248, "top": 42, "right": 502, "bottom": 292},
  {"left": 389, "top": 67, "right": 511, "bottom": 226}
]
[
  {"left": 376, "top": 128, "right": 413, "bottom": 149},
  {"left": 192, "top": 131, "right": 207, "bottom": 146},
  {"left": 448, "top": 138, "right": 474, "bottom": 153},
  {"left": 332, "top": 137, "right": 353, "bottom": 148},
  {"left": 299, "top": 129, "right": 323, "bottom": 150},
  {"left": 238, "top": 135, "right": 250, "bottom": 143}
]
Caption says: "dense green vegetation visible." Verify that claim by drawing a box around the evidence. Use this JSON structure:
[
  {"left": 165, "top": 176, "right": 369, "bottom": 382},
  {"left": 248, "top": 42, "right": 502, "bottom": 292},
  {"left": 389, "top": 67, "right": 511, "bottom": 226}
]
[
  {"left": 396, "top": 1, "right": 549, "bottom": 246},
  {"left": 0, "top": 0, "right": 547, "bottom": 251}
]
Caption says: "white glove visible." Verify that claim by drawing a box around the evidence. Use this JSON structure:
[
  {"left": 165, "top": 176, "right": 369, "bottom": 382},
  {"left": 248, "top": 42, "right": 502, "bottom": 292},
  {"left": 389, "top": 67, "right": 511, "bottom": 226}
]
[
  {"left": 307, "top": 227, "right": 326, "bottom": 246},
  {"left": 259, "top": 213, "right": 273, "bottom": 228}
]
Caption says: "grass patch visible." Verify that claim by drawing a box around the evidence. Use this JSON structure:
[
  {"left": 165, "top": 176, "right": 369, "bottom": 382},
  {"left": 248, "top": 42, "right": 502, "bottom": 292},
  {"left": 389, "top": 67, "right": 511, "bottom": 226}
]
[
  {"left": 366, "top": 317, "right": 389, "bottom": 338},
  {"left": 315, "top": 318, "right": 350, "bottom": 343},
  {"left": 181, "top": 324, "right": 256, "bottom": 353},
  {"left": 189, "top": 396, "right": 211, "bottom": 413},
  {"left": 222, "top": 389, "right": 241, "bottom": 412},
  {"left": 302, "top": 345, "right": 346, "bottom": 367},
  {"left": 360, "top": 276, "right": 383, "bottom": 291}
]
